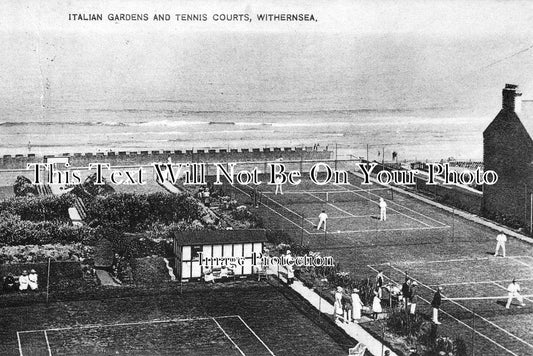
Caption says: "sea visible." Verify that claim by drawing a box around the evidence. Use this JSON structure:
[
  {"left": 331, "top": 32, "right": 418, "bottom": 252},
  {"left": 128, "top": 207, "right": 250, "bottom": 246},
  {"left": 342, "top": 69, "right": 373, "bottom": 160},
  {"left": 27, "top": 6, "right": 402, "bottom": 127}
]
[{"left": 1, "top": 32, "right": 532, "bottom": 162}]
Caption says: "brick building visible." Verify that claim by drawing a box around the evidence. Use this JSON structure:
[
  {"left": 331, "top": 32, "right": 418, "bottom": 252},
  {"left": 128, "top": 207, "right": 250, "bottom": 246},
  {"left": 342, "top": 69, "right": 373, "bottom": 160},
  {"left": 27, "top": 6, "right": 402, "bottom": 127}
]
[{"left": 483, "top": 84, "right": 533, "bottom": 231}]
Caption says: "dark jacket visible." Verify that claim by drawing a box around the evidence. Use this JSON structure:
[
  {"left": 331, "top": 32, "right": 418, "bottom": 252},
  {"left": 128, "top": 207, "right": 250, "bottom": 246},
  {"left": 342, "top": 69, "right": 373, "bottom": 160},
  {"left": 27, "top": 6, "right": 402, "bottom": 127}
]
[
  {"left": 409, "top": 286, "right": 418, "bottom": 303},
  {"left": 402, "top": 282, "right": 411, "bottom": 299},
  {"left": 431, "top": 290, "right": 442, "bottom": 308}
]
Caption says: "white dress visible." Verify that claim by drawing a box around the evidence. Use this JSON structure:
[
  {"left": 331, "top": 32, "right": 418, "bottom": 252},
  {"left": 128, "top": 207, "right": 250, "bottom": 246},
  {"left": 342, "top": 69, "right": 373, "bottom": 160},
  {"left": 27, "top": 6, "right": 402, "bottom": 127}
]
[
  {"left": 334, "top": 291, "right": 343, "bottom": 316},
  {"left": 372, "top": 295, "right": 382, "bottom": 313},
  {"left": 352, "top": 293, "right": 363, "bottom": 319}
]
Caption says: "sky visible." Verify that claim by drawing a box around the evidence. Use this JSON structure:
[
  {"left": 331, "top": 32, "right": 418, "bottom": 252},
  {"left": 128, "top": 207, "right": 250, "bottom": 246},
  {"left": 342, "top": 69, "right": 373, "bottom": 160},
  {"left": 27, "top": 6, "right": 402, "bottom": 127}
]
[{"left": 1, "top": 0, "right": 533, "bottom": 117}]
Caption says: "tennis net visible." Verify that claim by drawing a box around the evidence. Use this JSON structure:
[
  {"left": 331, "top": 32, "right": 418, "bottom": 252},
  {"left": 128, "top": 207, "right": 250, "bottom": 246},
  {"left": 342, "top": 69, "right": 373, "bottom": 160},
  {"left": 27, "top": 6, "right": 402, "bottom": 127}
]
[{"left": 260, "top": 188, "right": 393, "bottom": 205}]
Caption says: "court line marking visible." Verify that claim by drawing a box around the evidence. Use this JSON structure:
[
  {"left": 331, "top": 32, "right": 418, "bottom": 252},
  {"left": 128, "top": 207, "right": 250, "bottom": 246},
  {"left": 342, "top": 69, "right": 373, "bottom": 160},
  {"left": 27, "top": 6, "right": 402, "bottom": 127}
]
[
  {"left": 17, "top": 315, "right": 243, "bottom": 333},
  {"left": 19, "top": 315, "right": 271, "bottom": 356},
  {"left": 386, "top": 263, "right": 533, "bottom": 350},
  {"left": 374, "top": 255, "right": 532, "bottom": 266},
  {"left": 427, "top": 278, "right": 533, "bottom": 287},
  {"left": 367, "top": 265, "right": 519, "bottom": 356},
  {"left": 44, "top": 330, "right": 52, "bottom": 356},
  {"left": 492, "top": 281, "right": 533, "bottom": 304},
  {"left": 336, "top": 186, "right": 434, "bottom": 227},
  {"left": 236, "top": 316, "right": 276, "bottom": 356},
  {"left": 329, "top": 215, "right": 374, "bottom": 219},
  {"left": 510, "top": 256, "right": 533, "bottom": 268},
  {"left": 348, "top": 172, "right": 449, "bottom": 226},
  {"left": 16, "top": 331, "right": 23, "bottom": 356},
  {"left": 306, "top": 225, "right": 449, "bottom": 235},
  {"left": 307, "top": 192, "right": 358, "bottom": 218},
  {"left": 212, "top": 317, "right": 246, "bottom": 356}
]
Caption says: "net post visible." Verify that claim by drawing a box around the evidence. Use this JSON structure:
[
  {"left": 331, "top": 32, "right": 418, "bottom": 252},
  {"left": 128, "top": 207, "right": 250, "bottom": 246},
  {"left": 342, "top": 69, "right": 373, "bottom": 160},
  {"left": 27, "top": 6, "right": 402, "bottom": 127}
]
[
  {"left": 471, "top": 307, "right": 475, "bottom": 356},
  {"left": 452, "top": 207, "right": 455, "bottom": 242},
  {"left": 301, "top": 213, "right": 304, "bottom": 246},
  {"left": 46, "top": 257, "right": 51, "bottom": 304}
]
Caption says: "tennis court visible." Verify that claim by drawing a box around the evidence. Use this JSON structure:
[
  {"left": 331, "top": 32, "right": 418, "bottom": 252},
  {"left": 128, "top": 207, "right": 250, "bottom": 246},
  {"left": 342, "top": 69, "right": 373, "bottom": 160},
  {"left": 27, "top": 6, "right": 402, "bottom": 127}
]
[
  {"left": 225, "top": 166, "right": 533, "bottom": 355},
  {"left": 367, "top": 255, "right": 533, "bottom": 355},
  {"left": 5, "top": 282, "right": 355, "bottom": 356},
  {"left": 242, "top": 180, "right": 449, "bottom": 236},
  {"left": 17, "top": 316, "right": 274, "bottom": 356}
]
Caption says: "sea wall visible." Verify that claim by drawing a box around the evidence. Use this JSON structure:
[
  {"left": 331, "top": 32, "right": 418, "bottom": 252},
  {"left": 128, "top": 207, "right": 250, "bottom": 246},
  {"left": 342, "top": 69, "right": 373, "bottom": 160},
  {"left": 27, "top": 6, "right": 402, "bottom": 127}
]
[{"left": 0, "top": 147, "right": 332, "bottom": 170}]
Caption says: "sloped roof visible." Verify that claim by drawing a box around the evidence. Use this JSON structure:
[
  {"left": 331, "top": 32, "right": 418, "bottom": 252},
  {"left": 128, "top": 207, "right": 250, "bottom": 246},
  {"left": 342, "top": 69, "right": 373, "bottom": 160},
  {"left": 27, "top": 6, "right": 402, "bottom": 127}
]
[
  {"left": 174, "top": 229, "right": 267, "bottom": 246},
  {"left": 484, "top": 109, "right": 533, "bottom": 149}
]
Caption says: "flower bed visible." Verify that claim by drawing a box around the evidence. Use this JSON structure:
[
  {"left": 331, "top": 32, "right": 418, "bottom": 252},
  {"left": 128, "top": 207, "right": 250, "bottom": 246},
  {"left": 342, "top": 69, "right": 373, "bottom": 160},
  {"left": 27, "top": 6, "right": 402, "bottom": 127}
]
[{"left": 0, "top": 243, "right": 94, "bottom": 264}]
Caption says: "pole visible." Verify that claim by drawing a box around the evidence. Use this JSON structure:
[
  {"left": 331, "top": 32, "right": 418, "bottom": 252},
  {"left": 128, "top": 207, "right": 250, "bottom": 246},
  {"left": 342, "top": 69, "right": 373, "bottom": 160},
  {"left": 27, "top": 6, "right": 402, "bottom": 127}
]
[
  {"left": 472, "top": 308, "right": 475, "bottom": 356},
  {"left": 366, "top": 144, "right": 369, "bottom": 163},
  {"left": 382, "top": 147, "right": 385, "bottom": 167},
  {"left": 46, "top": 257, "right": 51, "bottom": 304},
  {"left": 530, "top": 193, "right": 532, "bottom": 235},
  {"left": 525, "top": 184, "right": 528, "bottom": 225},
  {"left": 452, "top": 208, "right": 455, "bottom": 242},
  {"left": 335, "top": 143, "right": 338, "bottom": 171},
  {"left": 301, "top": 214, "right": 304, "bottom": 246},
  {"left": 529, "top": 193, "right": 533, "bottom": 234}
]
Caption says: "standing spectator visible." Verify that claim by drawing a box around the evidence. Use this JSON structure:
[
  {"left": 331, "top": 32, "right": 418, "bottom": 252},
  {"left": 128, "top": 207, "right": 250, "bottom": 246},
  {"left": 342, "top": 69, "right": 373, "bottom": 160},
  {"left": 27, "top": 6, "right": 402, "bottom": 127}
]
[
  {"left": 372, "top": 290, "right": 382, "bottom": 320},
  {"left": 285, "top": 250, "right": 294, "bottom": 285},
  {"left": 506, "top": 279, "right": 525, "bottom": 308},
  {"left": 409, "top": 282, "right": 418, "bottom": 316},
  {"left": 343, "top": 289, "right": 353, "bottom": 323},
  {"left": 402, "top": 277, "right": 411, "bottom": 310},
  {"left": 379, "top": 197, "right": 387, "bottom": 221},
  {"left": 334, "top": 286, "right": 344, "bottom": 321},
  {"left": 431, "top": 286, "right": 442, "bottom": 324},
  {"left": 376, "top": 270, "right": 384, "bottom": 298},
  {"left": 494, "top": 231, "right": 507, "bottom": 257},
  {"left": 351, "top": 288, "right": 364, "bottom": 321},
  {"left": 28, "top": 269, "right": 38, "bottom": 290},
  {"left": 317, "top": 210, "right": 328, "bottom": 231},
  {"left": 18, "top": 270, "right": 29, "bottom": 292}
]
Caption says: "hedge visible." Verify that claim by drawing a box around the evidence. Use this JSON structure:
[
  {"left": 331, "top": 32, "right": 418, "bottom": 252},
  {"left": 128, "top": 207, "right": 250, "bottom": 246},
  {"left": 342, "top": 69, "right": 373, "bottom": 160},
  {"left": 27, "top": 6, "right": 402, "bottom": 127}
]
[
  {"left": 0, "top": 212, "right": 95, "bottom": 246},
  {"left": 0, "top": 194, "right": 74, "bottom": 222},
  {"left": 84, "top": 192, "right": 203, "bottom": 232}
]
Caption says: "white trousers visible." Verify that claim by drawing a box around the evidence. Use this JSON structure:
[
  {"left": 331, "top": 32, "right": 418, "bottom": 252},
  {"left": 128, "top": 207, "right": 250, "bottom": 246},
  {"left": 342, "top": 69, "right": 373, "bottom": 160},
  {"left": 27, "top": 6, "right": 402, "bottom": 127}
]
[
  {"left": 432, "top": 308, "right": 439, "bottom": 322},
  {"left": 317, "top": 218, "right": 327, "bottom": 231},
  {"left": 506, "top": 293, "right": 524, "bottom": 308},
  {"left": 380, "top": 208, "right": 387, "bottom": 221},
  {"left": 495, "top": 242, "right": 506, "bottom": 257},
  {"left": 275, "top": 183, "right": 283, "bottom": 195}
]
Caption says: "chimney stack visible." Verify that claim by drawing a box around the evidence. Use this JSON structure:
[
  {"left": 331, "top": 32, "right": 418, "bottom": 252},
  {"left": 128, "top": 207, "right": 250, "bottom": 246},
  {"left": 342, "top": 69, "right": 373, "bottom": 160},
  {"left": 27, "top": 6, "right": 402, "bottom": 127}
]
[{"left": 502, "top": 84, "right": 522, "bottom": 112}]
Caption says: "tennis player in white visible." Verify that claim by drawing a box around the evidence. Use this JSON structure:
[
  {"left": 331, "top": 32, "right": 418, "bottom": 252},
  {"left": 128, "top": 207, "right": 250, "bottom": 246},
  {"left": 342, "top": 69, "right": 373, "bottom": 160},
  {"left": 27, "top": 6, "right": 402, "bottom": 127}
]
[
  {"left": 379, "top": 197, "right": 387, "bottom": 221},
  {"left": 317, "top": 210, "right": 328, "bottom": 231},
  {"left": 494, "top": 231, "right": 507, "bottom": 257},
  {"left": 274, "top": 175, "right": 283, "bottom": 195},
  {"left": 506, "top": 279, "right": 525, "bottom": 308}
]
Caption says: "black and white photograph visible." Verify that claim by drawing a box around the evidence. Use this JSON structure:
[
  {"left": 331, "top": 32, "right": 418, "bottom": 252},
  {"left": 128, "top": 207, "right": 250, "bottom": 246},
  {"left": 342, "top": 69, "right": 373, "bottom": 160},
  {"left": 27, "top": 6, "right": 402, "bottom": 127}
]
[{"left": 1, "top": 1, "right": 533, "bottom": 355}]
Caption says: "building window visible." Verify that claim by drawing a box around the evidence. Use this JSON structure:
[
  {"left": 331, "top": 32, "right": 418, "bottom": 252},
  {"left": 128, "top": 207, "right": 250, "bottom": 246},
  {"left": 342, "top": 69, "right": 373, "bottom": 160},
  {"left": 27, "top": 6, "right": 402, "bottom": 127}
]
[{"left": 192, "top": 246, "right": 202, "bottom": 260}]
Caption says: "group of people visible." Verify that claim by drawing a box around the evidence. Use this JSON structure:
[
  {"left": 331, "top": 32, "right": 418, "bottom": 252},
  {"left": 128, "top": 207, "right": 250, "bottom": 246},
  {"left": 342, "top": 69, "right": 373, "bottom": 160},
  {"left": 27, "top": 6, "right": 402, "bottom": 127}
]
[
  {"left": 333, "top": 286, "right": 366, "bottom": 323},
  {"left": 2, "top": 269, "right": 39, "bottom": 293}
]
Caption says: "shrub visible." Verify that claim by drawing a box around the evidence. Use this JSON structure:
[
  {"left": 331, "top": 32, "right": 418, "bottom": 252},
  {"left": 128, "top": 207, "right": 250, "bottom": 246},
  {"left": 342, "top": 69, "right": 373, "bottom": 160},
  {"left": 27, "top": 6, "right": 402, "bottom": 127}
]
[
  {"left": 0, "top": 212, "right": 95, "bottom": 246},
  {"left": 84, "top": 193, "right": 203, "bottom": 232},
  {"left": 0, "top": 194, "right": 74, "bottom": 222},
  {"left": 13, "top": 176, "right": 38, "bottom": 196}
]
